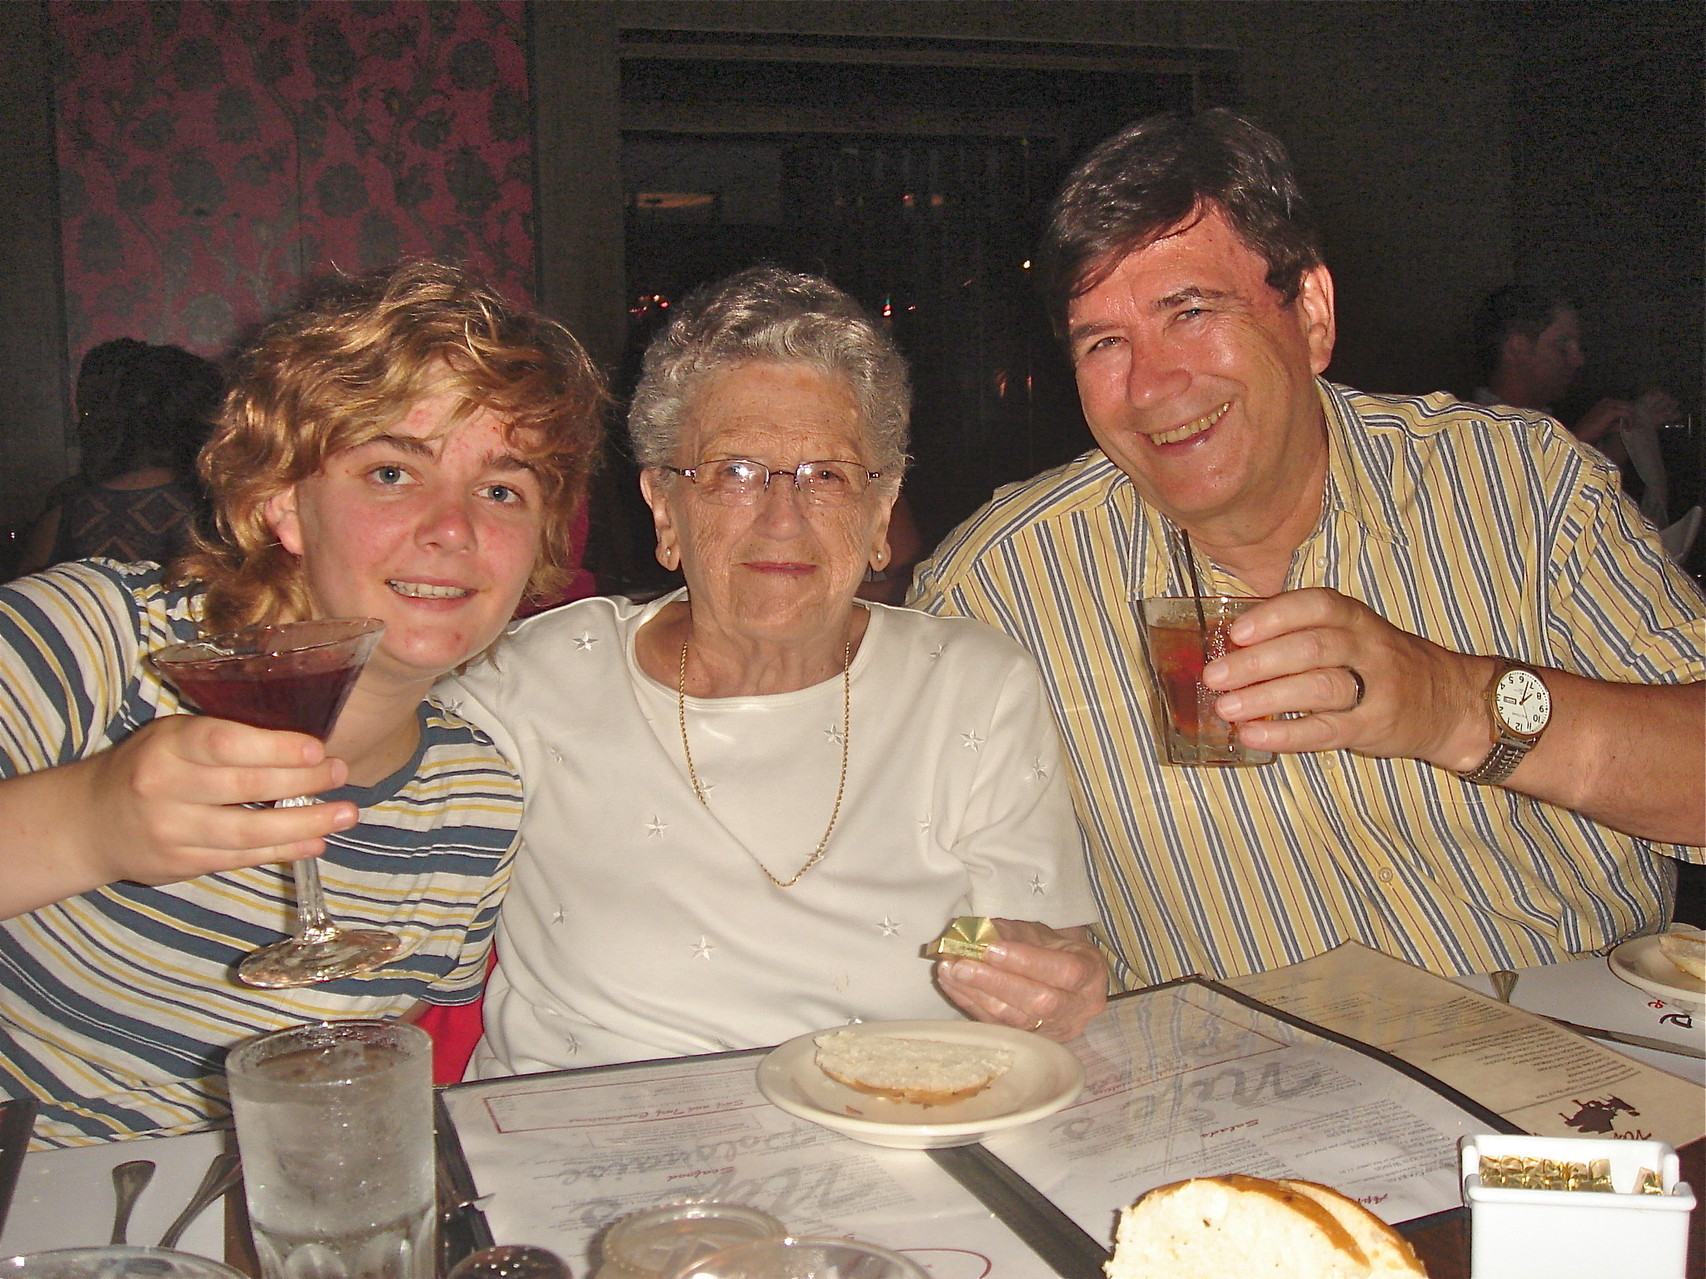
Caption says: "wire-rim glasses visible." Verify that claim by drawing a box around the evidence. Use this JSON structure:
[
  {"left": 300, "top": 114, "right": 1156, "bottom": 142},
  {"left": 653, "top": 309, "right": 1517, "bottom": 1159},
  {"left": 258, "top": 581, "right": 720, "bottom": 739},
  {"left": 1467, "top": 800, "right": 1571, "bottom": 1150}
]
[{"left": 660, "top": 458, "right": 883, "bottom": 505}]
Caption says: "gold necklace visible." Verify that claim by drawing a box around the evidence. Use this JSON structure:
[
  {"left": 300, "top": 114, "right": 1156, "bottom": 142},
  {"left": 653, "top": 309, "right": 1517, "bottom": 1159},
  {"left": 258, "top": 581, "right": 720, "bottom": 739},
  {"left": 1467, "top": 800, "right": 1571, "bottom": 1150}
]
[{"left": 677, "top": 632, "right": 852, "bottom": 888}]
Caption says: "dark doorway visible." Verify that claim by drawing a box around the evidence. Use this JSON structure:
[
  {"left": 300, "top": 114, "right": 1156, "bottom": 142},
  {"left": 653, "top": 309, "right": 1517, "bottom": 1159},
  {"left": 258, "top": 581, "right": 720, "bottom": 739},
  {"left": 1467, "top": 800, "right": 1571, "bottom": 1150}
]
[{"left": 585, "top": 36, "right": 1229, "bottom": 595}]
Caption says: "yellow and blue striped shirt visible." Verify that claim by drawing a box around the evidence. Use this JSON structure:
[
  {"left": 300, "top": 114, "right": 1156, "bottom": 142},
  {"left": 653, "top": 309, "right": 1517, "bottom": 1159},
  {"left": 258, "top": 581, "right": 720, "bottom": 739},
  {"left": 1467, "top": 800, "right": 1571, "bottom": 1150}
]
[
  {"left": 0, "top": 560, "right": 522, "bottom": 1146},
  {"left": 911, "top": 382, "right": 1705, "bottom": 986}
]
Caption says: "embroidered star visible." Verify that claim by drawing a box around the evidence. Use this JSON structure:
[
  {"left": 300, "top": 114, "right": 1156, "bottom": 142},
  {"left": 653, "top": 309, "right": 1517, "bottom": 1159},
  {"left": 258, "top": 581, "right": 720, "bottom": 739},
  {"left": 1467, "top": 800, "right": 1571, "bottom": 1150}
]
[
  {"left": 552, "top": 906, "right": 566, "bottom": 925},
  {"left": 1029, "top": 874, "right": 1048, "bottom": 896},
  {"left": 928, "top": 643, "right": 946, "bottom": 661},
  {"left": 440, "top": 696, "right": 463, "bottom": 715},
  {"left": 646, "top": 816, "right": 669, "bottom": 837},
  {"left": 546, "top": 746, "right": 565, "bottom": 765},
  {"left": 825, "top": 724, "right": 846, "bottom": 746},
  {"left": 917, "top": 813, "right": 932, "bottom": 834},
  {"left": 692, "top": 936, "right": 715, "bottom": 960},
  {"left": 877, "top": 916, "right": 901, "bottom": 937},
  {"left": 573, "top": 633, "right": 599, "bottom": 650},
  {"left": 1029, "top": 757, "right": 1049, "bottom": 781},
  {"left": 961, "top": 731, "right": 985, "bottom": 752}
]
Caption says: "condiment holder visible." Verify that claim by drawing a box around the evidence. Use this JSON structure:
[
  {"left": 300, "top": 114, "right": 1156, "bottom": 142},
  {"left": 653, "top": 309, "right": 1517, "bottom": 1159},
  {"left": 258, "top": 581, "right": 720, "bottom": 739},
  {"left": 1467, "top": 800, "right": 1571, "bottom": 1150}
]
[{"left": 1461, "top": 1134, "right": 1696, "bottom": 1279}]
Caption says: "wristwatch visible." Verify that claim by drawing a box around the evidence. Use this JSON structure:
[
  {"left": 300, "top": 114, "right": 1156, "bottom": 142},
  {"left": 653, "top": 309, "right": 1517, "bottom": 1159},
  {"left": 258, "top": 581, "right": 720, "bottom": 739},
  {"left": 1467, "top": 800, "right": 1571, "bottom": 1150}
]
[{"left": 1460, "top": 658, "right": 1551, "bottom": 786}]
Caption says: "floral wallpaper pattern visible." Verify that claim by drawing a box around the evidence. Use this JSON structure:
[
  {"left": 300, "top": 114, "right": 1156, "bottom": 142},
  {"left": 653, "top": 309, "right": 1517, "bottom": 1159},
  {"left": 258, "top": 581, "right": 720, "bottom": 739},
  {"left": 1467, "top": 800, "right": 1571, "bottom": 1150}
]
[{"left": 52, "top": 0, "right": 534, "bottom": 373}]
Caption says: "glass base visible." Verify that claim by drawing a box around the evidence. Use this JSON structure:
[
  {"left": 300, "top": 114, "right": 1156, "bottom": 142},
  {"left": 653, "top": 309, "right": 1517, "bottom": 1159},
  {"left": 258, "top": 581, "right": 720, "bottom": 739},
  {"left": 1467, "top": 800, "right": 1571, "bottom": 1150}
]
[{"left": 237, "top": 929, "right": 404, "bottom": 988}]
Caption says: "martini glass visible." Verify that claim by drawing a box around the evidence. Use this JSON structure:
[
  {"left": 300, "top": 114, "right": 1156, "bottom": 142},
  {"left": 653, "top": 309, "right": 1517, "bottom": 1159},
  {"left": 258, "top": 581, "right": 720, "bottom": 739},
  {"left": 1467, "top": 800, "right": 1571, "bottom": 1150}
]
[{"left": 151, "top": 617, "right": 397, "bottom": 988}]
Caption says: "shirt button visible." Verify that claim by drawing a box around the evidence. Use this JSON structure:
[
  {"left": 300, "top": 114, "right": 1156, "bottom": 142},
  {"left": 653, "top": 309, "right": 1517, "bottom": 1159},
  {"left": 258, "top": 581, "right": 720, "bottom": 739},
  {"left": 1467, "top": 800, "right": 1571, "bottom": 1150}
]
[
  {"left": 1377, "top": 867, "right": 1395, "bottom": 884},
  {"left": 1320, "top": 755, "right": 1338, "bottom": 770}
]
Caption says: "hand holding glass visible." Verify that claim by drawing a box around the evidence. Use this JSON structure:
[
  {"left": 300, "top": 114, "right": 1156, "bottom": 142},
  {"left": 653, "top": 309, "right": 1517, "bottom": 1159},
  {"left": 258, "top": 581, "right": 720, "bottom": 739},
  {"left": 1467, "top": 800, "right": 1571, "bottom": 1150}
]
[{"left": 150, "top": 617, "right": 396, "bottom": 986}]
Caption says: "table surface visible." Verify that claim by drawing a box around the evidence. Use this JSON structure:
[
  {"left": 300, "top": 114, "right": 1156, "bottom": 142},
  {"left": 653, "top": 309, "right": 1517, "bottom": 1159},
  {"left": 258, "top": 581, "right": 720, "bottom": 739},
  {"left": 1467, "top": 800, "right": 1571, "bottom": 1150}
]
[{"left": 6, "top": 953, "right": 1701, "bottom": 1277}]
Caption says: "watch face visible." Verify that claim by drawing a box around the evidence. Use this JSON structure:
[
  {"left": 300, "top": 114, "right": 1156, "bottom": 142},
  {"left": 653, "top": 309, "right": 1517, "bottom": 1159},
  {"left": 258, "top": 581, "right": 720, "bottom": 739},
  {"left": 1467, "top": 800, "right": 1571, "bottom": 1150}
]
[{"left": 1494, "top": 668, "right": 1550, "bottom": 736}]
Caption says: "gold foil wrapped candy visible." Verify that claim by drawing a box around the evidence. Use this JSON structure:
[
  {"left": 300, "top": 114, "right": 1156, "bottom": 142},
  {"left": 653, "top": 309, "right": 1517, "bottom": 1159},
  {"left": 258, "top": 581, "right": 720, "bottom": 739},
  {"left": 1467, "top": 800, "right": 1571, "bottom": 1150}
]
[
  {"left": 925, "top": 915, "right": 999, "bottom": 961},
  {"left": 1477, "top": 1155, "right": 1647, "bottom": 1194}
]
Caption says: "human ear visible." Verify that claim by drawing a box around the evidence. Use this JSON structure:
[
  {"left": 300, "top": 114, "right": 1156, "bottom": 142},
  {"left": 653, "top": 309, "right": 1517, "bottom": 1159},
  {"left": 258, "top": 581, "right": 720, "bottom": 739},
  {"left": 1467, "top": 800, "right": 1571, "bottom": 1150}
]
[
  {"left": 1297, "top": 265, "right": 1336, "bottom": 375},
  {"left": 263, "top": 486, "right": 305, "bottom": 557},
  {"left": 868, "top": 488, "right": 897, "bottom": 570},
  {"left": 639, "top": 469, "right": 680, "bottom": 571}
]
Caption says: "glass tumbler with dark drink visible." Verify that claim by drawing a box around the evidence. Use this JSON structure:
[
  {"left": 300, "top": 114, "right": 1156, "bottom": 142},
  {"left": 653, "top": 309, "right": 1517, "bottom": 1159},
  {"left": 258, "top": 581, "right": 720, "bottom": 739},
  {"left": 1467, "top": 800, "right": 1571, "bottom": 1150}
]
[
  {"left": 151, "top": 617, "right": 397, "bottom": 987},
  {"left": 1139, "top": 596, "right": 1273, "bottom": 767}
]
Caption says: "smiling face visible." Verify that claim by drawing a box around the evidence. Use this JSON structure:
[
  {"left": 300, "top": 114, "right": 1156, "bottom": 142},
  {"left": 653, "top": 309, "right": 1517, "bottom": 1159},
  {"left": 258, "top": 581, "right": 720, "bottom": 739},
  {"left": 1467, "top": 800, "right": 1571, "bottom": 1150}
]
[
  {"left": 642, "top": 360, "right": 895, "bottom": 651},
  {"left": 263, "top": 390, "right": 545, "bottom": 698},
  {"left": 1067, "top": 204, "right": 1336, "bottom": 555}
]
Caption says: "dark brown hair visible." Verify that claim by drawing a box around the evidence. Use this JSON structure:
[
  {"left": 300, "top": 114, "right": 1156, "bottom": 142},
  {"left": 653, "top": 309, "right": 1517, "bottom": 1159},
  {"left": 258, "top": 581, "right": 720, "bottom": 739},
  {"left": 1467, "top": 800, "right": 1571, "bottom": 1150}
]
[
  {"left": 1038, "top": 109, "right": 1323, "bottom": 341},
  {"left": 176, "top": 260, "right": 606, "bottom": 632}
]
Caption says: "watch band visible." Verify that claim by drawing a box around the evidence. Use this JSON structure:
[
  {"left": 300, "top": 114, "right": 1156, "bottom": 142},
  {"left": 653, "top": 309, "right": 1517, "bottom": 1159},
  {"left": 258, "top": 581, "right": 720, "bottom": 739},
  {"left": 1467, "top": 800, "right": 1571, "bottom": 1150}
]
[{"left": 1461, "top": 739, "right": 1528, "bottom": 786}]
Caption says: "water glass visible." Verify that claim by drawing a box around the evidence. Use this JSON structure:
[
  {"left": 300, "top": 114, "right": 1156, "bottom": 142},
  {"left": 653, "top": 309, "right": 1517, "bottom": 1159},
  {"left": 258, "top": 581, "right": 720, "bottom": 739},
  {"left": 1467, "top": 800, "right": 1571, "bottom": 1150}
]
[
  {"left": 228, "top": 1021, "right": 435, "bottom": 1279},
  {"left": 1138, "top": 595, "right": 1273, "bottom": 767}
]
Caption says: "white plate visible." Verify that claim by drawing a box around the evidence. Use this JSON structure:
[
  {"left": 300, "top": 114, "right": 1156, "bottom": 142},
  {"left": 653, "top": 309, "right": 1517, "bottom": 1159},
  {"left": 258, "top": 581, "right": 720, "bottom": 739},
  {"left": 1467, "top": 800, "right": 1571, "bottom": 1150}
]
[
  {"left": 1609, "top": 928, "right": 1705, "bottom": 1013},
  {"left": 756, "top": 1019, "right": 1084, "bottom": 1149}
]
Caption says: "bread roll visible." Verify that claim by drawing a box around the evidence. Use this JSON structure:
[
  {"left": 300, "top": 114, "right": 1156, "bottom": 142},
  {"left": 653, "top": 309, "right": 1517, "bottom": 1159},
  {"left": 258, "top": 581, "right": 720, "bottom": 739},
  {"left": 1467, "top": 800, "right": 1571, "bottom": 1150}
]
[
  {"left": 1278, "top": 1180, "right": 1425, "bottom": 1276},
  {"left": 1105, "top": 1174, "right": 1423, "bottom": 1278},
  {"left": 1658, "top": 928, "right": 1706, "bottom": 981},
  {"left": 813, "top": 1030, "right": 1012, "bottom": 1106}
]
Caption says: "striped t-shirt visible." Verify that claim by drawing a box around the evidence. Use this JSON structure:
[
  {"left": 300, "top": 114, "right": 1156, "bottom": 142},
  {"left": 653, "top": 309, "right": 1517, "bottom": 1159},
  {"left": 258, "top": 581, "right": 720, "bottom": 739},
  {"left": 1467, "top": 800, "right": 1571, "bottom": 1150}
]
[
  {"left": 0, "top": 560, "right": 521, "bottom": 1146},
  {"left": 911, "top": 381, "right": 1705, "bottom": 987}
]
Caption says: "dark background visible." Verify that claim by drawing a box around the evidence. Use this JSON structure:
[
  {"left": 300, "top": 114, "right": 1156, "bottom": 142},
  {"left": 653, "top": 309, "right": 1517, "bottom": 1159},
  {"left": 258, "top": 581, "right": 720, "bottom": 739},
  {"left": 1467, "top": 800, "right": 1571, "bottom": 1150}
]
[{"left": 2, "top": 0, "right": 1700, "bottom": 590}]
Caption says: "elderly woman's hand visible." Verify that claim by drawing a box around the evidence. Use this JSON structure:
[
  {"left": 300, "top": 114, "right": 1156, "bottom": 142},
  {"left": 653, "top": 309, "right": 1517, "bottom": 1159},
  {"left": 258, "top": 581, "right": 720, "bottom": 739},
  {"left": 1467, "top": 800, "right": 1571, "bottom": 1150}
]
[{"left": 934, "top": 919, "right": 1108, "bottom": 1041}]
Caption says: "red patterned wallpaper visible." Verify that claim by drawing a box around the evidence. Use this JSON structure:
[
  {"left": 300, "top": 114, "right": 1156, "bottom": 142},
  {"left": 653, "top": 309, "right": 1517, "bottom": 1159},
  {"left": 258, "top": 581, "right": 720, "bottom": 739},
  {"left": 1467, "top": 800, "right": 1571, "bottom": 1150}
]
[{"left": 51, "top": 0, "right": 534, "bottom": 368}]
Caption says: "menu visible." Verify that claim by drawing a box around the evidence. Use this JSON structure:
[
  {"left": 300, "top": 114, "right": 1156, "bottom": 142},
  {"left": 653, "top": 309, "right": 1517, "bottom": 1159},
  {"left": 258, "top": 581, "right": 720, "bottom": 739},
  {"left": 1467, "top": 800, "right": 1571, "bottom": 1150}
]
[
  {"left": 1228, "top": 942, "right": 1706, "bottom": 1146},
  {"left": 441, "top": 979, "right": 1514, "bottom": 1279}
]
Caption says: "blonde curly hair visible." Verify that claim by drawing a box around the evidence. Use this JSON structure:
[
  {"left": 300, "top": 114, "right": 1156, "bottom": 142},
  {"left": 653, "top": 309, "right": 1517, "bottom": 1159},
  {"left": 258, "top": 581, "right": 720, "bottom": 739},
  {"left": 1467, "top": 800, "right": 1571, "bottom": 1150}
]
[{"left": 175, "top": 260, "right": 605, "bottom": 633}]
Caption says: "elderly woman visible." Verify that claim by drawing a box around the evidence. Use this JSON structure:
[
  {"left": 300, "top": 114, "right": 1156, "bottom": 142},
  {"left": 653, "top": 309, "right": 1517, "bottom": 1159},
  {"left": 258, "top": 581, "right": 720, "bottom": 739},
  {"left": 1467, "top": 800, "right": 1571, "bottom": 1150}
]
[
  {"left": 451, "top": 266, "right": 1106, "bottom": 1077},
  {"left": 0, "top": 261, "right": 603, "bottom": 1143}
]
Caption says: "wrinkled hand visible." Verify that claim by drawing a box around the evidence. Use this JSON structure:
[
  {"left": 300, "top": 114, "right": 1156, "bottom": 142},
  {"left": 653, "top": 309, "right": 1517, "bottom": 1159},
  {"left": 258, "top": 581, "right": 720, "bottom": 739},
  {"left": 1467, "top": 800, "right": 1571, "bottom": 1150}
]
[
  {"left": 935, "top": 920, "right": 1108, "bottom": 1041},
  {"left": 75, "top": 712, "right": 357, "bottom": 887},
  {"left": 1202, "top": 588, "right": 1489, "bottom": 770}
]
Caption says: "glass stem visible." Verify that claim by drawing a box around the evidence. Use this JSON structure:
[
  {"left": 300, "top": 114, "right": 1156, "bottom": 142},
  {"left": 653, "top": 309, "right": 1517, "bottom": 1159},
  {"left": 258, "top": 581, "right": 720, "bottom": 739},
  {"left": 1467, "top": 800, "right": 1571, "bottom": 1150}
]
[{"left": 277, "top": 794, "right": 338, "bottom": 942}]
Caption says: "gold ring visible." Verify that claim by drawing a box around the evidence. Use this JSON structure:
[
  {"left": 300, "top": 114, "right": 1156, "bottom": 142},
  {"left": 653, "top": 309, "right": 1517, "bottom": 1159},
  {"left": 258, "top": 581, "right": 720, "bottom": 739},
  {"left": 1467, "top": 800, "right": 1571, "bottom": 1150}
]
[{"left": 1030, "top": 1017, "right": 1045, "bottom": 1032}]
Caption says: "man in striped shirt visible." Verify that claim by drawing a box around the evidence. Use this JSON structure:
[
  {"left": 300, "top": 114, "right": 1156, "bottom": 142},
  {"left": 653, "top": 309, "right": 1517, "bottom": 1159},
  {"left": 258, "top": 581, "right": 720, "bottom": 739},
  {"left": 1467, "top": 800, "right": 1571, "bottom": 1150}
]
[{"left": 911, "top": 110, "right": 1704, "bottom": 988}]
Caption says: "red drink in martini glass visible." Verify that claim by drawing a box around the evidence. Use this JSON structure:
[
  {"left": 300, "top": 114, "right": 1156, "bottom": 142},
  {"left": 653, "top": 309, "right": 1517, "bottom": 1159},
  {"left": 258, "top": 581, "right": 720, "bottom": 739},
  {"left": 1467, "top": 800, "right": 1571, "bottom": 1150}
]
[{"left": 151, "top": 617, "right": 398, "bottom": 987}]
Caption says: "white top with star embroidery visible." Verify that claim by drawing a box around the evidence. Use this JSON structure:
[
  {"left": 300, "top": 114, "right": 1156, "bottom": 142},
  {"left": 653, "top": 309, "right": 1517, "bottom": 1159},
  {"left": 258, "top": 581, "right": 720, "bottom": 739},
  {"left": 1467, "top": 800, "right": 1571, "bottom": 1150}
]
[{"left": 445, "top": 590, "right": 1094, "bottom": 1078}]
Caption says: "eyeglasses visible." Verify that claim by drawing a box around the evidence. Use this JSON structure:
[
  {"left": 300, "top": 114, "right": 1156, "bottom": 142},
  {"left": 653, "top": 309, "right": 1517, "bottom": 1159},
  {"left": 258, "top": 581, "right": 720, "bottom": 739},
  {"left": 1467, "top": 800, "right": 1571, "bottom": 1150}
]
[{"left": 660, "top": 458, "right": 883, "bottom": 505}]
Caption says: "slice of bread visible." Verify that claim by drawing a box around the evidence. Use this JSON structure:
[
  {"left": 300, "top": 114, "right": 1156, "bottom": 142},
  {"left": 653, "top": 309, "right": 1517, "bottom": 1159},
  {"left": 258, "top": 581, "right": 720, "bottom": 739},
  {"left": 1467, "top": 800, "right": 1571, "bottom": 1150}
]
[
  {"left": 1278, "top": 1180, "right": 1425, "bottom": 1276},
  {"left": 1658, "top": 928, "right": 1706, "bottom": 982},
  {"left": 1105, "top": 1175, "right": 1403, "bottom": 1279},
  {"left": 812, "top": 1030, "right": 1013, "bottom": 1106}
]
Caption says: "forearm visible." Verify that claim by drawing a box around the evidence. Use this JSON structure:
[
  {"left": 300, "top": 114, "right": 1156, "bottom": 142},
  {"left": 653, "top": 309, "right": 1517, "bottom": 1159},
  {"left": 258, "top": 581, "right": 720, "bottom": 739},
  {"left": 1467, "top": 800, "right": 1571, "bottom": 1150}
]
[
  {"left": 1, "top": 717, "right": 356, "bottom": 921},
  {"left": 1438, "top": 665, "right": 1705, "bottom": 845},
  {"left": 0, "top": 760, "right": 113, "bottom": 918}
]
